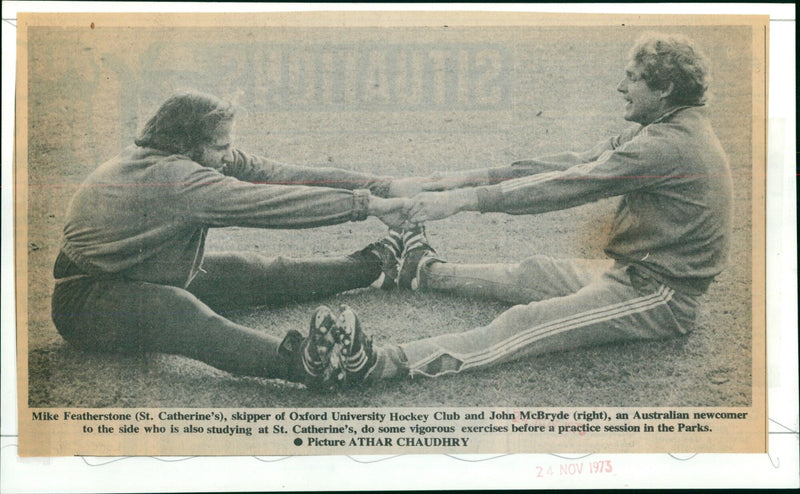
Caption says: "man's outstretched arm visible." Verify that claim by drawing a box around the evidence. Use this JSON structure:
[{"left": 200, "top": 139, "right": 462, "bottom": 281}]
[
  {"left": 396, "top": 133, "right": 630, "bottom": 193},
  {"left": 408, "top": 131, "right": 667, "bottom": 223},
  {"left": 176, "top": 161, "right": 410, "bottom": 230},
  {"left": 223, "top": 149, "right": 396, "bottom": 197}
]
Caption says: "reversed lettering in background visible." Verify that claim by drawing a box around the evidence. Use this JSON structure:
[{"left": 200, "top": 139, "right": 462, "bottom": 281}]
[{"left": 142, "top": 42, "right": 512, "bottom": 111}]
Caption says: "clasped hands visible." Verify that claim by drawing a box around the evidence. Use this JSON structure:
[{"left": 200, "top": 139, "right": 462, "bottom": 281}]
[{"left": 368, "top": 174, "right": 480, "bottom": 229}]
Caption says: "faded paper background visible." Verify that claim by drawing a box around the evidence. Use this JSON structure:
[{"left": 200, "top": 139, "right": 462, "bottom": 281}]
[{"left": 15, "top": 12, "right": 767, "bottom": 456}]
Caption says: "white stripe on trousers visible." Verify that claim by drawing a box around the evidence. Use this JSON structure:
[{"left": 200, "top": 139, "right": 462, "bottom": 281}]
[{"left": 411, "top": 284, "right": 674, "bottom": 374}]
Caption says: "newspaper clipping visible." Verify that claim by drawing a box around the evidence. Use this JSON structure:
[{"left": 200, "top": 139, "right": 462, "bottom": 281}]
[{"left": 15, "top": 11, "right": 767, "bottom": 457}]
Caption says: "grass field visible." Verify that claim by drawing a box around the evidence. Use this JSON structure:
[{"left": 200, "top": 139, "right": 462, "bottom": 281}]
[{"left": 24, "top": 24, "right": 755, "bottom": 408}]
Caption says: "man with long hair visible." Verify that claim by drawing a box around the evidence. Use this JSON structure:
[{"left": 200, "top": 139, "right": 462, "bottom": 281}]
[{"left": 51, "top": 90, "right": 412, "bottom": 389}]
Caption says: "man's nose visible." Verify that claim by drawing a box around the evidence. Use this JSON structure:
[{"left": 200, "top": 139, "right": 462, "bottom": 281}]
[{"left": 616, "top": 79, "right": 627, "bottom": 93}]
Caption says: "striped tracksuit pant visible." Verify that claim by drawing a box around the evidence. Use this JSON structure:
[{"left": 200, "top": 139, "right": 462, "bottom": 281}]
[{"left": 398, "top": 255, "right": 700, "bottom": 378}]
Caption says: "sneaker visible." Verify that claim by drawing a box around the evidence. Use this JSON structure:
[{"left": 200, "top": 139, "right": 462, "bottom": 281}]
[
  {"left": 398, "top": 225, "right": 438, "bottom": 290},
  {"left": 331, "top": 304, "right": 379, "bottom": 386},
  {"left": 368, "top": 228, "right": 403, "bottom": 290},
  {"left": 281, "top": 305, "right": 344, "bottom": 390}
]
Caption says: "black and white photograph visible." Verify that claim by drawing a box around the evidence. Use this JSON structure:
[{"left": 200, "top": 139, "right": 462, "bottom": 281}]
[{"left": 12, "top": 9, "right": 773, "bottom": 458}]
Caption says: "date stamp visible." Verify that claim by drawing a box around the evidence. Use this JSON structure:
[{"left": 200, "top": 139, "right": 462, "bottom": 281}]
[{"left": 536, "top": 459, "right": 614, "bottom": 478}]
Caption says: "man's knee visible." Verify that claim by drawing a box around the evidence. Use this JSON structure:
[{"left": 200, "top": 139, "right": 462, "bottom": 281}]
[
  {"left": 201, "top": 251, "right": 271, "bottom": 275},
  {"left": 149, "top": 284, "right": 218, "bottom": 320},
  {"left": 516, "top": 255, "right": 562, "bottom": 280}
]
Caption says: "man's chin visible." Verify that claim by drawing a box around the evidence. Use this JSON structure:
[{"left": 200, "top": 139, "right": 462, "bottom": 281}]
[{"left": 622, "top": 111, "right": 645, "bottom": 124}]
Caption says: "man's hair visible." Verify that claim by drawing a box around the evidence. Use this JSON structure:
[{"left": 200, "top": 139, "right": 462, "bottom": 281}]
[
  {"left": 629, "top": 33, "right": 711, "bottom": 106},
  {"left": 135, "top": 91, "right": 235, "bottom": 154}
]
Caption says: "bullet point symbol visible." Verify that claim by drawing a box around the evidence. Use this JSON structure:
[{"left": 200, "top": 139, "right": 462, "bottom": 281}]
[{"left": 294, "top": 438, "right": 303, "bottom": 446}]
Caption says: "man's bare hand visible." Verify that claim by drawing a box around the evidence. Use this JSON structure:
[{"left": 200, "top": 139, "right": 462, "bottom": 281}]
[
  {"left": 408, "top": 189, "right": 479, "bottom": 223},
  {"left": 419, "top": 171, "right": 470, "bottom": 191},
  {"left": 387, "top": 178, "right": 426, "bottom": 198},
  {"left": 421, "top": 168, "right": 493, "bottom": 191},
  {"left": 368, "top": 196, "right": 413, "bottom": 229}
]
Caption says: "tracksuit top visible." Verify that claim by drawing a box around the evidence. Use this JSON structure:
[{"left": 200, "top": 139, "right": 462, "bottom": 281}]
[
  {"left": 59, "top": 147, "right": 390, "bottom": 288},
  {"left": 476, "top": 106, "right": 733, "bottom": 295}
]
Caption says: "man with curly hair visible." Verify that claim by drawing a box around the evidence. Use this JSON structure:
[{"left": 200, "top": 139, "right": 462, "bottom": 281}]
[{"left": 314, "top": 33, "right": 734, "bottom": 386}]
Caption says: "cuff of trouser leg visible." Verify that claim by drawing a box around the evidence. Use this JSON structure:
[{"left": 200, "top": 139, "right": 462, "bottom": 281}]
[
  {"left": 278, "top": 330, "right": 305, "bottom": 383},
  {"left": 352, "top": 189, "right": 370, "bottom": 222},
  {"left": 397, "top": 343, "right": 464, "bottom": 378},
  {"left": 348, "top": 245, "right": 383, "bottom": 283},
  {"left": 365, "top": 345, "right": 409, "bottom": 382},
  {"left": 417, "top": 257, "right": 444, "bottom": 291},
  {"left": 392, "top": 346, "right": 410, "bottom": 378}
]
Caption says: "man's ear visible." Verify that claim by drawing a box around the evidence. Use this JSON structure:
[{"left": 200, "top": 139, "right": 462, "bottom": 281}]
[{"left": 659, "top": 82, "right": 675, "bottom": 101}]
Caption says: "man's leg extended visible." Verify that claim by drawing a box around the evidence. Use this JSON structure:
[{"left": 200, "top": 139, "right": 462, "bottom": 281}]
[
  {"left": 54, "top": 277, "right": 295, "bottom": 380},
  {"left": 187, "top": 249, "right": 383, "bottom": 311},
  {"left": 422, "top": 255, "right": 613, "bottom": 305},
  {"left": 398, "top": 264, "right": 697, "bottom": 378}
]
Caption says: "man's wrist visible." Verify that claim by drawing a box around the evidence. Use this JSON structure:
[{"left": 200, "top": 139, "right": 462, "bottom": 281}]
[
  {"left": 367, "top": 193, "right": 395, "bottom": 217},
  {"left": 451, "top": 187, "right": 480, "bottom": 212},
  {"left": 370, "top": 179, "right": 393, "bottom": 198},
  {"left": 471, "top": 169, "right": 492, "bottom": 183},
  {"left": 456, "top": 169, "right": 490, "bottom": 186}
]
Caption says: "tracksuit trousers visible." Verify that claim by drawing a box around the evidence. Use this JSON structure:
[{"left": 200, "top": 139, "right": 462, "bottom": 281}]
[
  {"left": 398, "top": 255, "right": 700, "bottom": 378},
  {"left": 51, "top": 250, "right": 381, "bottom": 380}
]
